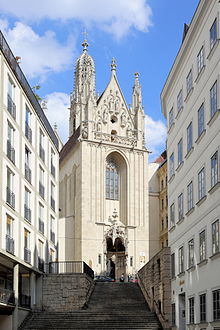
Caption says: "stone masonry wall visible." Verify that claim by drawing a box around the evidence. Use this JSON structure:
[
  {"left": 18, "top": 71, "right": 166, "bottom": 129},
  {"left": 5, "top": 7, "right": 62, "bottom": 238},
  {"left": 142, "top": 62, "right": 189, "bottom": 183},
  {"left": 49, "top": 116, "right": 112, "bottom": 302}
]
[
  {"left": 138, "top": 247, "right": 171, "bottom": 330},
  {"left": 42, "top": 274, "right": 94, "bottom": 312}
]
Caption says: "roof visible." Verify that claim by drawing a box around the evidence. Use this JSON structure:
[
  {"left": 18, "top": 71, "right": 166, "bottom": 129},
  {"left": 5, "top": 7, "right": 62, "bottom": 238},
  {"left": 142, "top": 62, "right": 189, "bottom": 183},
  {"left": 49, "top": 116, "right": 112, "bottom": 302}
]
[{"left": 59, "top": 126, "right": 80, "bottom": 163}]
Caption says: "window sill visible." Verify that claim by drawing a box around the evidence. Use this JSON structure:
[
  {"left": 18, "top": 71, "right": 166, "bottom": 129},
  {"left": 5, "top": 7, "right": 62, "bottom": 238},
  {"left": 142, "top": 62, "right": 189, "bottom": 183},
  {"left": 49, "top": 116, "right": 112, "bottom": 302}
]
[
  {"left": 185, "top": 147, "right": 194, "bottom": 160},
  {"left": 168, "top": 174, "right": 175, "bottom": 184},
  {"left": 184, "top": 87, "right": 194, "bottom": 103},
  {"left": 168, "top": 122, "right": 175, "bottom": 134},
  {"left": 169, "top": 225, "right": 176, "bottom": 233},
  {"left": 6, "top": 202, "right": 15, "bottom": 210},
  {"left": 175, "top": 106, "right": 183, "bottom": 119},
  {"left": 197, "top": 259, "right": 208, "bottom": 267},
  {"left": 185, "top": 207, "right": 195, "bottom": 217},
  {"left": 187, "top": 265, "right": 195, "bottom": 272},
  {"left": 207, "top": 39, "right": 220, "bottom": 60},
  {"left": 178, "top": 271, "right": 185, "bottom": 278},
  {"left": 194, "top": 65, "right": 205, "bottom": 84},
  {"left": 176, "top": 217, "right": 184, "bottom": 225},
  {"left": 196, "top": 195, "right": 207, "bottom": 206},
  {"left": 176, "top": 161, "right": 184, "bottom": 172},
  {"left": 195, "top": 129, "right": 206, "bottom": 144},
  {"left": 207, "top": 109, "right": 220, "bottom": 127},
  {"left": 210, "top": 251, "right": 220, "bottom": 260},
  {"left": 208, "top": 182, "right": 220, "bottom": 195}
]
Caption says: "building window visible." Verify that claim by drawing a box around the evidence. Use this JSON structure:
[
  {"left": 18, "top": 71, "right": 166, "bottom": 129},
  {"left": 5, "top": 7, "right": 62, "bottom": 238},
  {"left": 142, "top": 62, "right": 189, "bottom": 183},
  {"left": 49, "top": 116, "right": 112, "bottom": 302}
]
[
  {"left": 178, "top": 138, "right": 183, "bottom": 166},
  {"left": 7, "top": 122, "right": 15, "bottom": 164},
  {"left": 198, "top": 167, "right": 205, "bottom": 201},
  {"left": 49, "top": 248, "right": 55, "bottom": 263},
  {"left": 197, "top": 46, "right": 204, "bottom": 74},
  {"left": 106, "top": 159, "right": 119, "bottom": 200},
  {"left": 6, "top": 168, "right": 15, "bottom": 208},
  {"left": 24, "top": 229, "right": 31, "bottom": 264},
  {"left": 25, "top": 146, "right": 31, "bottom": 183},
  {"left": 7, "top": 77, "right": 16, "bottom": 120},
  {"left": 200, "top": 293, "right": 206, "bottom": 322},
  {"left": 199, "top": 230, "right": 206, "bottom": 262},
  {"left": 51, "top": 182, "right": 55, "bottom": 211},
  {"left": 24, "top": 188, "right": 31, "bottom": 222},
  {"left": 177, "top": 89, "right": 183, "bottom": 113},
  {"left": 188, "top": 239, "right": 194, "bottom": 268},
  {"left": 169, "top": 107, "right": 174, "bottom": 129},
  {"left": 187, "top": 122, "right": 193, "bottom": 153},
  {"left": 50, "top": 215, "right": 55, "bottom": 244},
  {"left": 39, "top": 129, "right": 45, "bottom": 162},
  {"left": 39, "top": 203, "right": 44, "bottom": 234},
  {"left": 171, "top": 253, "right": 175, "bottom": 279},
  {"left": 187, "top": 181, "right": 193, "bottom": 211},
  {"left": 39, "top": 166, "right": 45, "bottom": 199},
  {"left": 130, "top": 256, "right": 133, "bottom": 267},
  {"left": 189, "top": 297, "right": 195, "bottom": 324},
  {"left": 210, "top": 81, "right": 217, "bottom": 118},
  {"left": 169, "top": 153, "right": 174, "bottom": 178},
  {"left": 179, "top": 246, "right": 184, "bottom": 274},
  {"left": 186, "top": 70, "right": 193, "bottom": 95},
  {"left": 211, "top": 151, "right": 218, "bottom": 188},
  {"left": 198, "top": 103, "right": 204, "bottom": 137},
  {"left": 170, "top": 203, "right": 175, "bottom": 228},
  {"left": 212, "top": 220, "right": 219, "bottom": 255},
  {"left": 51, "top": 148, "right": 56, "bottom": 178},
  {"left": 171, "top": 303, "right": 176, "bottom": 326},
  {"left": 178, "top": 193, "right": 184, "bottom": 221},
  {"left": 213, "top": 289, "right": 220, "bottom": 321},
  {"left": 25, "top": 105, "right": 32, "bottom": 143},
  {"left": 6, "top": 214, "right": 14, "bottom": 255},
  {"left": 210, "top": 19, "right": 217, "bottom": 50},
  {"left": 38, "top": 240, "right": 44, "bottom": 271}
]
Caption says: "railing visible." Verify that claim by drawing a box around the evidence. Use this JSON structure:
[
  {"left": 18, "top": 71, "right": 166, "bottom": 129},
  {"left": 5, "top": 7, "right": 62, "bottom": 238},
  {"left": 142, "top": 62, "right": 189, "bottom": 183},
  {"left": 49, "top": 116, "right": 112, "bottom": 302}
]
[
  {"left": 6, "top": 187, "right": 15, "bottom": 208},
  {"left": 39, "top": 218, "right": 44, "bottom": 234},
  {"left": 38, "top": 257, "right": 44, "bottom": 272},
  {"left": 48, "top": 261, "right": 94, "bottom": 279},
  {"left": 25, "top": 122, "right": 32, "bottom": 143},
  {"left": 50, "top": 230, "right": 55, "bottom": 244},
  {"left": 6, "top": 234, "right": 15, "bottom": 255},
  {"left": 7, "top": 140, "right": 15, "bottom": 164},
  {"left": 19, "top": 293, "right": 31, "bottom": 308},
  {"left": 39, "top": 182, "right": 45, "bottom": 199},
  {"left": 7, "top": 93, "right": 16, "bottom": 120},
  {"left": 0, "top": 287, "right": 15, "bottom": 306},
  {"left": 24, "top": 247, "right": 31, "bottom": 264},
  {"left": 39, "top": 145, "right": 45, "bottom": 162},
  {"left": 0, "top": 31, "right": 58, "bottom": 149},
  {"left": 24, "top": 204, "right": 31, "bottom": 222},
  {"left": 51, "top": 163, "right": 55, "bottom": 178},
  {"left": 51, "top": 197, "right": 55, "bottom": 211},
  {"left": 25, "top": 163, "right": 31, "bottom": 183}
]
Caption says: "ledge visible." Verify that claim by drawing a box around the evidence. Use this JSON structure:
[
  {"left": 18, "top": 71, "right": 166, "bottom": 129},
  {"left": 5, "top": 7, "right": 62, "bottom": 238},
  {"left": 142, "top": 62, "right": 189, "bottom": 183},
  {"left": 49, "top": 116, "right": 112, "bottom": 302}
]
[
  {"left": 207, "top": 39, "right": 220, "bottom": 60},
  {"left": 176, "top": 217, "right": 184, "bottom": 225},
  {"left": 176, "top": 161, "right": 184, "bottom": 172},
  {"left": 184, "top": 87, "right": 194, "bottom": 103},
  {"left": 185, "top": 147, "right": 194, "bottom": 160},
  {"left": 186, "top": 265, "right": 196, "bottom": 272},
  {"left": 168, "top": 122, "right": 175, "bottom": 134},
  {"left": 171, "top": 276, "right": 176, "bottom": 281},
  {"left": 197, "top": 259, "right": 208, "bottom": 267},
  {"left": 195, "top": 129, "right": 206, "bottom": 144},
  {"left": 168, "top": 174, "right": 175, "bottom": 184},
  {"left": 207, "top": 109, "right": 220, "bottom": 127},
  {"left": 178, "top": 271, "right": 185, "bottom": 278},
  {"left": 208, "top": 182, "right": 220, "bottom": 195},
  {"left": 210, "top": 251, "right": 220, "bottom": 260},
  {"left": 196, "top": 195, "right": 207, "bottom": 206},
  {"left": 185, "top": 207, "right": 195, "bottom": 217},
  {"left": 175, "top": 106, "right": 183, "bottom": 119},
  {"left": 169, "top": 225, "right": 176, "bottom": 233},
  {"left": 194, "top": 65, "right": 205, "bottom": 84}
]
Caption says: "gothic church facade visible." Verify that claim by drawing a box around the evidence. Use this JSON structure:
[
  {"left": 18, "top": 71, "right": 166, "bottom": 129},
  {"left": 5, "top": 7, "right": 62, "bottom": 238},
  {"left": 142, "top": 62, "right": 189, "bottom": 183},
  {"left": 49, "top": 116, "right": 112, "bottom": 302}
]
[{"left": 59, "top": 40, "right": 156, "bottom": 280}]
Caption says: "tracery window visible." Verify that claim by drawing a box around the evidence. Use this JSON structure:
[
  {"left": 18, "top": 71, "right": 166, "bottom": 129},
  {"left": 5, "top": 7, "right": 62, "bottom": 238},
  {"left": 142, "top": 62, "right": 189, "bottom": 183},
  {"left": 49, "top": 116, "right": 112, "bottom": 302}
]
[{"left": 106, "top": 159, "right": 119, "bottom": 200}]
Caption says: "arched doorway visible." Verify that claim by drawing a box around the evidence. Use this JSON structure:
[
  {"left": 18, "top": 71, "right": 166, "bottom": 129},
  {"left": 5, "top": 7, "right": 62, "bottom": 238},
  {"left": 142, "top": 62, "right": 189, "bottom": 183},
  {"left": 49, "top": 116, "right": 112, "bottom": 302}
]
[{"left": 106, "top": 236, "right": 126, "bottom": 281}]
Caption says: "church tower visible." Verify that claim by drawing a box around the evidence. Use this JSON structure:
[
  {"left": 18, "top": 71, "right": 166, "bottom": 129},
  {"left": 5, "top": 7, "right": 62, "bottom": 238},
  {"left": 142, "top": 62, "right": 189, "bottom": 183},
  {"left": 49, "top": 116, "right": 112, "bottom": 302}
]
[{"left": 59, "top": 39, "right": 153, "bottom": 280}]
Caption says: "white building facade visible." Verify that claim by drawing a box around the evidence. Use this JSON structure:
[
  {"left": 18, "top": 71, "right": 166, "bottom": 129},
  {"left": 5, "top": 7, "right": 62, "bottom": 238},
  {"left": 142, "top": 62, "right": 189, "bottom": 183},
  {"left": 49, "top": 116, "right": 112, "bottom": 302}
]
[
  {"left": 0, "top": 32, "right": 59, "bottom": 329},
  {"left": 161, "top": 1, "right": 220, "bottom": 329}
]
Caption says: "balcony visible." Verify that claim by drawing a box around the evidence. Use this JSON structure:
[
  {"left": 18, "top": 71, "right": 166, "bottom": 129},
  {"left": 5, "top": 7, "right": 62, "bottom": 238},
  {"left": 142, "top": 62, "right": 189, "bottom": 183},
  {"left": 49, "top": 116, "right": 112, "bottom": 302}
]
[
  {"left": 39, "top": 145, "right": 45, "bottom": 162},
  {"left": 39, "top": 182, "right": 45, "bottom": 199},
  {"left": 19, "top": 293, "right": 31, "bottom": 309},
  {"left": 39, "top": 218, "right": 44, "bottom": 234},
  {"left": 7, "top": 93, "right": 16, "bottom": 120},
  {"left": 25, "top": 122, "right": 32, "bottom": 143},
  {"left": 51, "top": 197, "right": 55, "bottom": 211},
  {"left": 0, "top": 288, "right": 15, "bottom": 306},
  {"left": 24, "top": 247, "right": 31, "bottom": 264},
  {"left": 6, "top": 187, "right": 15, "bottom": 209},
  {"left": 24, "top": 204, "right": 31, "bottom": 222},
  {"left": 51, "top": 162, "right": 55, "bottom": 178},
  {"left": 7, "top": 140, "right": 15, "bottom": 164},
  {"left": 25, "top": 163, "right": 31, "bottom": 183},
  {"left": 5, "top": 234, "right": 15, "bottom": 255},
  {"left": 50, "top": 230, "right": 55, "bottom": 244},
  {"left": 38, "top": 257, "right": 44, "bottom": 272}
]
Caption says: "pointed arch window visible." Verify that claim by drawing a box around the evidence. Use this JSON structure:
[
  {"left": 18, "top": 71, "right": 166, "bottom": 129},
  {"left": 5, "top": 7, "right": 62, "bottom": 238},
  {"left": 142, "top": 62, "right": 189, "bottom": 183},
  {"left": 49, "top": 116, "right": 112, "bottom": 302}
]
[{"left": 106, "top": 160, "right": 119, "bottom": 200}]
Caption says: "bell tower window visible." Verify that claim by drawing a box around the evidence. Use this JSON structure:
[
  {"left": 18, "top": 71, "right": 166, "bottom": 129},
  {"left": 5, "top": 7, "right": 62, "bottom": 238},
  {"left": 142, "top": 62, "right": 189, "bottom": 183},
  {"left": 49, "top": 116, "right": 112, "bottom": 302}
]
[{"left": 106, "top": 160, "right": 119, "bottom": 200}]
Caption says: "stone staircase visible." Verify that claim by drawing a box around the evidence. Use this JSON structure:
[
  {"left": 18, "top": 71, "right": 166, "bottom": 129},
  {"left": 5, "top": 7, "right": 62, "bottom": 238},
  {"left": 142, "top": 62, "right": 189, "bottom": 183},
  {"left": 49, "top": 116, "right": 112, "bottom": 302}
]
[{"left": 20, "top": 282, "right": 162, "bottom": 329}]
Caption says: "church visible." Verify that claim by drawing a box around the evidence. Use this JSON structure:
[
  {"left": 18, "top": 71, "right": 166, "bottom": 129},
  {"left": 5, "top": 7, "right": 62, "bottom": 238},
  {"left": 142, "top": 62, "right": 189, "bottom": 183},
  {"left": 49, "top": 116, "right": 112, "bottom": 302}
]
[{"left": 59, "top": 39, "right": 156, "bottom": 281}]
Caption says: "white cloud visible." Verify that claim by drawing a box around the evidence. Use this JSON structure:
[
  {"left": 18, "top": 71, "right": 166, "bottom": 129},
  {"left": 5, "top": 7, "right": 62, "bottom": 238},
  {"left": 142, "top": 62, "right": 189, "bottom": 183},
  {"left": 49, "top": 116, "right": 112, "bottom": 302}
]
[
  {"left": 0, "top": 0, "right": 152, "bottom": 39},
  {"left": 145, "top": 114, "right": 167, "bottom": 160},
  {"left": 44, "top": 92, "right": 70, "bottom": 143},
  {"left": 0, "top": 20, "right": 76, "bottom": 79}
]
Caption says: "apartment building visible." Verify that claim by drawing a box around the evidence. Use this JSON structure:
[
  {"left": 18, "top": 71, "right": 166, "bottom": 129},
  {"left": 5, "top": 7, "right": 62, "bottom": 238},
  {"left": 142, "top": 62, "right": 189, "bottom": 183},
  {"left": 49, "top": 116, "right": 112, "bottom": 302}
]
[
  {"left": 0, "top": 31, "right": 59, "bottom": 329},
  {"left": 161, "top": 1, "right": 220, "bottom": 329}
]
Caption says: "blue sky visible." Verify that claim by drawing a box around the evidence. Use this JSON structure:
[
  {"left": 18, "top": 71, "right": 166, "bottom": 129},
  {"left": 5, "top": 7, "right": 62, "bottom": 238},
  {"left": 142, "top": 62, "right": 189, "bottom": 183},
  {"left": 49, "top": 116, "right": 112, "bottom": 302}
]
[{"left": 0, "top": 0, "right": 199, "bottom": 160}]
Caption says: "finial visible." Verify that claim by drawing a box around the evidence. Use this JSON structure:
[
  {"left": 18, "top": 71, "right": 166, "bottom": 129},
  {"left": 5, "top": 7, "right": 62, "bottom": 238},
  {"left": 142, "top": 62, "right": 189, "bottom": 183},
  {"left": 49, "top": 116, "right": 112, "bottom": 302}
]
[
  {"left": 111, "top": 57, "right": 117, "bottom": 72},
  {"left": 54, "top": 122, "right": 58, "bottom": 131},
  {"left": 135, "top": 72, "right": 139, "bottom": 80},
  {"left": 82, "top": 30, "right": 88, "bottom": 52}
]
